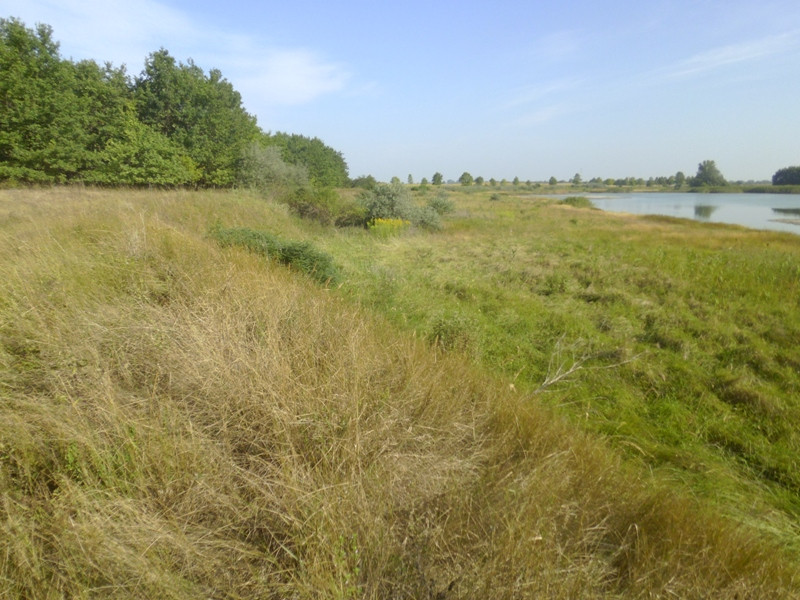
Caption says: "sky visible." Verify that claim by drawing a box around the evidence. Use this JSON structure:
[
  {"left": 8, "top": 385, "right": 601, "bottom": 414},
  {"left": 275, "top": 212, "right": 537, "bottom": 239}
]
[{"left": 5, "top": 0, "right": 800, "bottom": 182}]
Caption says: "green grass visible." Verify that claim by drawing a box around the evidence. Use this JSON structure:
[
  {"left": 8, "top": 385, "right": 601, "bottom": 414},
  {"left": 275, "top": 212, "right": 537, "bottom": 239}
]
[
  {"left": 209, "top": 224, "right": 340, "bottom": 284},
  {"left": 321, "top": 189, "right": 800, "bottom": 549},
  {"left": 1, "top": 187, "right": 798, "bottom": 598}
]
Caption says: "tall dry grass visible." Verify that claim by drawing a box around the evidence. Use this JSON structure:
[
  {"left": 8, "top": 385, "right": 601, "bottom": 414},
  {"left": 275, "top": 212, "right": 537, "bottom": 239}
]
[{"left": 0, "top": 188, "right": 796, "bottom": 598}]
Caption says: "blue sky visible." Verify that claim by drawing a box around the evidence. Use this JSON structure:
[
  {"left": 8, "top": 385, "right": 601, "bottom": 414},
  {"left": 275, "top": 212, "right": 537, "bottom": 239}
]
[{"left": 5, "top": 0, "right": 800, "bottom": 182}]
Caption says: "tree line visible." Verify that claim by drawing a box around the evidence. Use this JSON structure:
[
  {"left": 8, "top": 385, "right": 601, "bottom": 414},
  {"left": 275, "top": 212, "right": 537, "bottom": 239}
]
[
  {"left": 0, "top": 18, "right": 348, "bottom": 188},
  {"left": 421, "top": 161, "right": 800, "bottom": 190}
]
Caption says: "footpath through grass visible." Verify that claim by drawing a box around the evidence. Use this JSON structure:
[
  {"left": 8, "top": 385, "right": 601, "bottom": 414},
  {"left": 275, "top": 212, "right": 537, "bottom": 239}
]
[{"left": 1, "top": 187, "right": 798, "bottom": 598}]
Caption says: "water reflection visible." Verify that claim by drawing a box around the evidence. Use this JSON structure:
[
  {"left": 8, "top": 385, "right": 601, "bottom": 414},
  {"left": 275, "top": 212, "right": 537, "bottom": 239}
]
[
  {"left": 585, "top": 192, "right": 800, "bottom": 235},
  {"left": 772, "top": 207, "right": 800, "bottom": 217},
  {"left": 694, "top": 205, "right": 718, "bottom": 219}
]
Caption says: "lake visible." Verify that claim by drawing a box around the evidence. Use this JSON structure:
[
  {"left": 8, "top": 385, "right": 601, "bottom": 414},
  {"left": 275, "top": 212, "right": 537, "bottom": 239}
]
[{"left": 584, "top": 192, "right": 800, "bottom": 235}]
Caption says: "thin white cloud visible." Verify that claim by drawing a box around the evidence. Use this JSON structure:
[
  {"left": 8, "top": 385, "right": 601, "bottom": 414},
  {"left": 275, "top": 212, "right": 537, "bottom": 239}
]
[
  {"left": 4, "top": 0, "right": 194, "bottom": 67},
  {"left": 503, "top": 78, "right": 584, "bottom": 110},
  {"left": 513, "top": 104, "right": 575, "bottom": 128},
  {"left": 4, "top": 0, "right": 352, "bottom": 108},
  {"left": 661, "top": 31, "right": 800, "bottom": 80},
  {"left": 235, "top": 50, "right": 350, "bottom": 106}
]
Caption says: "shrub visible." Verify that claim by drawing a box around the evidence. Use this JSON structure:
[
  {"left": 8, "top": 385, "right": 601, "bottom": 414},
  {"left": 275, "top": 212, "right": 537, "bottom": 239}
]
[
  {"left": 426, "top": 190, "right": 455, "bottom": 215},
  {"left": 333, "top": 202, "right": 368, "bottom": 228},
  {"left": 350, "top": 174, "right": 377, "bottom": 190},
  {"left": 559, "top": 196, "right": 595, "bottom": 209},
  {"left": 414, "top": 205, "right": 442, "bottom": 231},
  {"left": 357, "top": 182, "right": 416, "bottom": 223},
  {"left": 284, "top": 186, "right": 366, "bottom": 227},
  {"left": 357, "top": 183, "right": 444, "bottom": 231},
  {"left": 237, "top": 143, "right": 309, "bottom": 196},
  {"left": 210, "top": 226, "right": 339, "bottom": 284}
]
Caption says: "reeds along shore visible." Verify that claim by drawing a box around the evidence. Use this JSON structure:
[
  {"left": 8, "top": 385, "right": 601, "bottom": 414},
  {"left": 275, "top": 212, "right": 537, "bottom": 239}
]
[{"left": 0, "top": 187, "right": 798, "bottom": 599}]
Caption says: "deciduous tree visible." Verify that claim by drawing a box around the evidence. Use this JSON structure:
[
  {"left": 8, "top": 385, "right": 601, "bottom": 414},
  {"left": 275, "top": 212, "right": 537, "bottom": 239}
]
[
  {"left": 90, "top": 110, "right": 198, "bottom": 185},
  {"left": 0, "top": 19, "right": 87, "bottom": 182},
  {"left": 772, "top": 166, "right": 800, "bottom": 185},
  {"left": 693, "top": 160, "right": 726, "bottom": 187},
  {"left": 134, "top": 49, "right": 259, "bottom": 186}
]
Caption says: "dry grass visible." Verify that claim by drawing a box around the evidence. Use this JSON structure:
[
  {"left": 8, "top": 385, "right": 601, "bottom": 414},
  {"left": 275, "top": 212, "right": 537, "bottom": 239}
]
[{"left": 0, "top": 187, "right": 797, "bottom": 598}]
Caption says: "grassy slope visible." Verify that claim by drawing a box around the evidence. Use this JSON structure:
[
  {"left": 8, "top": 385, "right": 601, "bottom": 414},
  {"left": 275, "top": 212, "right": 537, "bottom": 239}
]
[{"left": 0, "top": 187, "right": 798, "bottom": 598}]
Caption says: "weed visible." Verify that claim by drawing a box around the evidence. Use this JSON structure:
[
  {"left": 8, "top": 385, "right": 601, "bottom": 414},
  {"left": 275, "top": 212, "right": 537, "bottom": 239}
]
[
  {"left": 210, "top": 225, "right": 339, "bottom": 284},
  {"left": 559, "top": 195, "right": 595, "bottom": 209},
  {"left": 426, "top": 311, "right": 475, "bottom": 352},
  {"left": 368, "top": 217, "right": 410, "bottom": 237},
  {"left": 426, "top": 190, "right": 455, "bottom": 215}
]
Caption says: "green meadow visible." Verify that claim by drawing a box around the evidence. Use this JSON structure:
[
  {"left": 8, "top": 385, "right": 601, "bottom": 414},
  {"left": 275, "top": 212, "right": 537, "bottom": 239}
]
[
  {"left": 2, "top": 186, "right": 799, "bottom": 598},
  {"left": 325, "top": 187, "right": 800, "bottom": 537}
]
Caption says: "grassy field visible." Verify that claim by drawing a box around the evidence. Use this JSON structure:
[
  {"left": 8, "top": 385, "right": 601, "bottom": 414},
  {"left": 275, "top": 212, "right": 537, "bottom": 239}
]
[
  {"left": 1, "top": 186, "right": 799, "bottom": 598},
  {"left": 323, "top": 187, "right": 800, "bottom": 543}
]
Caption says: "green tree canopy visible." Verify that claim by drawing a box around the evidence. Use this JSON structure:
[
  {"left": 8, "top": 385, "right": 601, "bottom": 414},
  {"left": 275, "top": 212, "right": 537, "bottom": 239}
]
[
  {"left": 772, "top": 166, "right": 800, "bottom": 186},
  {"left": 88, "top": 110, "right": 198, "bottom": 185},
  {"left": 458, "top": 171, "right": 474, "bottom": 186},
  {"left": 134, "top": 49, "right": 259, "bottom": 186},
  {"left": 0, "top": 18, "right": 88, "bottom": 182},
  {"left": 432, "top": 172, "right": 443, "bottom": 185},
  {"left": 72, "top": 60, "right": 136, "bottom": 178},
  {"left": 0, "top": 18, "right": 351, "bottom": 190},
  {"left": 692, "top": 160, "right": 726, "bottom": 187}
]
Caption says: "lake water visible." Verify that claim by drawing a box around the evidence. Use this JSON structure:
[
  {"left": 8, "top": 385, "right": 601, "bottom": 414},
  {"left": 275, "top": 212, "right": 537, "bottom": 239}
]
[{"left": 584, "top": 192, "right": 800, "bottom": 235}]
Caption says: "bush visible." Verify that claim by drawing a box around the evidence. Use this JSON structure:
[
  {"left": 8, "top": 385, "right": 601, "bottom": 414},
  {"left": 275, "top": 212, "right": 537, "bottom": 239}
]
[
  {"left": 426, "top": 190, "right": 455, "bottom": 215},
  {"left": 559, "top": 196, "right": 595, "bottom": 209},
  {"left": 358, "top": 183, "right": 443, "bottom": 231},
  {"left": 350, "top": 174, "right": 377, "bottom": 190},
  {"left": 414, "top": 206, "right": 442, "bottom": 231},
  {"left": 283, "top": 186, "right": 365, "bottom": 227},
  {"left": 237, "top": 143, "right": 309, "bottom": 196},
  {"left": 358, "top": 182, "right": 416, "bottom": 223},
  {"left": 333, "top": 202, "right": 368, "bottom": 228},
  {"left": 210, "top": 226, "right": 339, "bottom": 284}
]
